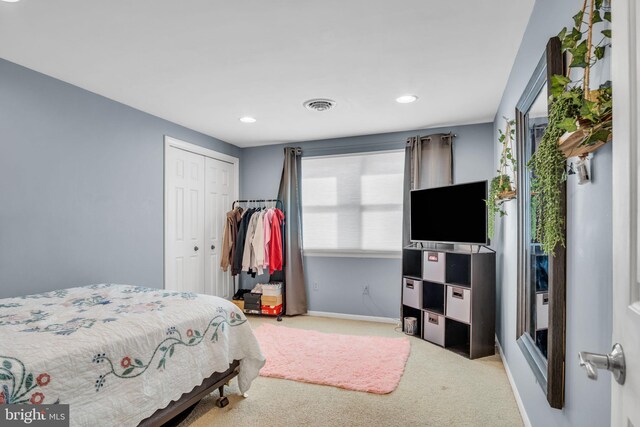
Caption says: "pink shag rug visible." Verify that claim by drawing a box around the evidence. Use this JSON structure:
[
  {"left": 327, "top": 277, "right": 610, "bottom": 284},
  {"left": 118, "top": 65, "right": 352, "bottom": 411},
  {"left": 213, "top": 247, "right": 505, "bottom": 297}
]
[{"left": 253, "top": 323, "right": 410, "bottom": 394}]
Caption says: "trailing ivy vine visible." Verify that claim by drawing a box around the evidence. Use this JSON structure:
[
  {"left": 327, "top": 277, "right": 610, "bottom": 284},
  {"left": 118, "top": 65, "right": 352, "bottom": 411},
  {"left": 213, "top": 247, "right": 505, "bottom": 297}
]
[
  {"left": 528, "top": 88, "right": 581, "bottom": 254},
  {"left": 487, "top": 118, "right": 516, "bottom": 240},
  {"left": 487, "top": 174, "right": 511, "bottom": 240}
]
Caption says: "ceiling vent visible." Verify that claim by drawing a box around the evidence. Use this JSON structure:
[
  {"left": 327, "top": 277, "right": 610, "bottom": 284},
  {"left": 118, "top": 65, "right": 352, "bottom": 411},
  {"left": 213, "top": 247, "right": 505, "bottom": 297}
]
[{"left": 303, "top": 98, "right": 336, "bottom": 112}]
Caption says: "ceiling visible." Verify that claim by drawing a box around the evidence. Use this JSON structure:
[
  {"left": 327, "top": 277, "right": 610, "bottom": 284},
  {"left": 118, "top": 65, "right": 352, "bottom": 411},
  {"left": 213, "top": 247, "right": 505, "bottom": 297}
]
[{"left": 0, "top": 0, "right": 534, "bottom": 147}]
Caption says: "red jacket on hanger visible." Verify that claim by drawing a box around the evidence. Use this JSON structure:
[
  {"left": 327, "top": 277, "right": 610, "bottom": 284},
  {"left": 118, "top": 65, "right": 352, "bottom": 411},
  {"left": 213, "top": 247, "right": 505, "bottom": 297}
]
[{"left": 269, "top": 208, "right": 285, "bottom": 274}]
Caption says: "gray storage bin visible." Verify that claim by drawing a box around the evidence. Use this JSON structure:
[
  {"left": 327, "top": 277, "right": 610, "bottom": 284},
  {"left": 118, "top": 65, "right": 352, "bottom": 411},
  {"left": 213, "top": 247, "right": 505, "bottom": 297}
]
[
  {"left": 446, "top": 285, "right": 471, "bottom": 324},
  {"left": 423, "top": 251, "right": 445, "bottom": 283},
  {"left": 423, "top": 312, "right": 445, "bottom": 346},
  {"left": 244, "top": 292, "right": 262, "bottom": 305},
  {"left": 402, "top": 278, "right": 422, "bottom": 309}
]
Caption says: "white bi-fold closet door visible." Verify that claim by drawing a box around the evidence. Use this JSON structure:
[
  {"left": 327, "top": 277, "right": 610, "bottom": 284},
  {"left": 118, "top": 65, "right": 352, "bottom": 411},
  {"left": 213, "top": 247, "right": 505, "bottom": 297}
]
[{"left": 164, "top": 138, "right": 237, "bottom": 299}]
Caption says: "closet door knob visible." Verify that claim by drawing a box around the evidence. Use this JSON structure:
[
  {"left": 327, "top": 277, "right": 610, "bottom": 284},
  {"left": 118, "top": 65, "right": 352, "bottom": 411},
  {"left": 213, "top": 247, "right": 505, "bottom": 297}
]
[
  {"left": 194, "top": 246, "right": 199, "bottom": 252},
  {"left": 211, "top": 245, "right": 215, "bottom": 250}
]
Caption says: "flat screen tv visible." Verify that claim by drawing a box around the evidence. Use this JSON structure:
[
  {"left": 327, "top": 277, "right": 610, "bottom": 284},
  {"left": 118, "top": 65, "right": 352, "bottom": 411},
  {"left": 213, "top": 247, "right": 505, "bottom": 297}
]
[{"left": 410, "top": 180, "right": 488, "bottom": 245}]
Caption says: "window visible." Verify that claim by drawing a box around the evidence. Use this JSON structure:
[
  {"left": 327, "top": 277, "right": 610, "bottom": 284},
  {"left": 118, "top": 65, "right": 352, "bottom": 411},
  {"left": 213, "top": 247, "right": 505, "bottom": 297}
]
[{"left": 301, "top": 150, "right": 405, "bottom": 256}]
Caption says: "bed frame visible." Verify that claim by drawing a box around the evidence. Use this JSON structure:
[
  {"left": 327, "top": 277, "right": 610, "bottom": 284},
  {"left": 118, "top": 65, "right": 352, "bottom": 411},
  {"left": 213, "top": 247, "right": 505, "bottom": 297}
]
[{"left": 138, "top": 360, "right": 240, "bottom": 427}]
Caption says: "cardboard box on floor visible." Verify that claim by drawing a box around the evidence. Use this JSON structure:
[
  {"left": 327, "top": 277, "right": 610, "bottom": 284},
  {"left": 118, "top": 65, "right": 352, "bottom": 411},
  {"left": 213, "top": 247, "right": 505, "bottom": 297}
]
[
  {"left": 261, "top": 294, "right": 282, "bottom": 306},
  {"left": 261, "top": 304, "right": 283, "bottom": 316}
]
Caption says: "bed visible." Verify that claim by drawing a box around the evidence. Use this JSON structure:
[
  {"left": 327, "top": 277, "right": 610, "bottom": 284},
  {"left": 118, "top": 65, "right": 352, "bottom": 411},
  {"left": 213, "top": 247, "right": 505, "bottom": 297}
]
[{"left": 0, "top": 284, "right": 265, "bottom": 426}]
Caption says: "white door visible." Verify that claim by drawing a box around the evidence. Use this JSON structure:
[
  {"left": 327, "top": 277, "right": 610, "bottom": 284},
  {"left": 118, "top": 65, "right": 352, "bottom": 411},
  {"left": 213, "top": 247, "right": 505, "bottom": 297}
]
[
  {"left": 165, "top": 146, "right": 205, "bottom": 294},
  {"left": 204, "top": 157, "right": 234, "bottom": 299},
  {"left": 610, "top": 1, "right": 640, "bottom": 425}
]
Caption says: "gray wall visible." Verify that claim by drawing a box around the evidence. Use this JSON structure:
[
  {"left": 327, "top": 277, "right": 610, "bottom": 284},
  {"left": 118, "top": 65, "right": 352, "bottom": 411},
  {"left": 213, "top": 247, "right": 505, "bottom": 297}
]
[
  {"left": 240, "top": 123, "right": 494, "bottom": 318},
  {"left": 492, "top": 0, "right": 612, "bottom": 425},
  {"left": 0, "top": 58, "right": 242, "bottom": 298}
]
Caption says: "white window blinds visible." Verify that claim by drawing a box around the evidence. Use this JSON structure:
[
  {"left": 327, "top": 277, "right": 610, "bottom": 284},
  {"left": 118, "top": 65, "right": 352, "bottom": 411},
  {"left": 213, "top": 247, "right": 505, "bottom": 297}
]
[{"left": 301, "top": 150, "right": 405, "bottom": 256}]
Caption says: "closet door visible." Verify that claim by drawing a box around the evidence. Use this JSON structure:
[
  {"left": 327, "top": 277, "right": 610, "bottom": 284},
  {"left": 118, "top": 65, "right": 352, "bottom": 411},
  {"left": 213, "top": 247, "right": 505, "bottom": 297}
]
[
  {"left": 204, "top": 157, "right": 233, "bottom": 299},
  {"left": 166, "top": 147, "right": 205, "bottom": 293}
]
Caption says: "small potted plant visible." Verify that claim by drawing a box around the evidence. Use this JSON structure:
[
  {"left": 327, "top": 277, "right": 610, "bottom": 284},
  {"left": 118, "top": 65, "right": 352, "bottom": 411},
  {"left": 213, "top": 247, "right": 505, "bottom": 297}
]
[
  {"left": 487, "top": 117, "right": 517, "bottom": 240},
  {"left": 554, "top": 0, "right": 612, "bottom": 157}
]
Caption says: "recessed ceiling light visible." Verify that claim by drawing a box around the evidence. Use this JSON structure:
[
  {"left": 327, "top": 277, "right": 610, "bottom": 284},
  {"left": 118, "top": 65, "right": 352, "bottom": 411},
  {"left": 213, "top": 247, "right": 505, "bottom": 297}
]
[
  {"left": 396, "top": 95, "right": 418, "bottom": 104},
  {"left": 1, "top": 0, "right": 21, "bottom": 3},
  {"left": 239, "top": 116, "right": 256, "bottom": 123}
]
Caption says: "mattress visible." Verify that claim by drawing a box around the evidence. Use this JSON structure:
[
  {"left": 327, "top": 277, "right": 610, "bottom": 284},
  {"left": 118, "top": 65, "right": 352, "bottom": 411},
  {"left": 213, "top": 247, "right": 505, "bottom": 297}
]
[{"left": 0, "top": 284, "right": 265, "bottom": 426}]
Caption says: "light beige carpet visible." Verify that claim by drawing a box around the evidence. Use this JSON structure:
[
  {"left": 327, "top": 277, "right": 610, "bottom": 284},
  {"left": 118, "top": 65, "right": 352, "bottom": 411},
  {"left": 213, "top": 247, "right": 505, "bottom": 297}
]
[{"left": 179, "top": 315, "right": 523, "bottom": 427}]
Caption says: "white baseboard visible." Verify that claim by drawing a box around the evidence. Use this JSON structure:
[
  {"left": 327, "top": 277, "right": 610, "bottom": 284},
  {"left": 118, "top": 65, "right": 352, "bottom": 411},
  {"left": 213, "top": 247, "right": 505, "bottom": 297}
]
[
  {"left": 306, "top": 310, "right": 398, "bottom": 324},
  {"left": 496, "top": 337, "right": 532, "bottom": 427}
]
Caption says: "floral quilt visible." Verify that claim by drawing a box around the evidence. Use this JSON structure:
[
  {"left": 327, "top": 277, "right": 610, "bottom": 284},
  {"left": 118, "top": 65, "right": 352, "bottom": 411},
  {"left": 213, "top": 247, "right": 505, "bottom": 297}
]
[{"left": 0, "top": 284, "right": 265, "bottom": 426}]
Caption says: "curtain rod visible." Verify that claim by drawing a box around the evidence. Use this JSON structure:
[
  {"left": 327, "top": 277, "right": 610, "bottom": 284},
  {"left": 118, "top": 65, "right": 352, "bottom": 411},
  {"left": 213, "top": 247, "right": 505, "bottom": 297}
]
[
  {"left": 406, "top": 132, "right": 457, "bottom": 145},
  {"left": 421, "top": 132, "right": 457, "bottom": 139}
]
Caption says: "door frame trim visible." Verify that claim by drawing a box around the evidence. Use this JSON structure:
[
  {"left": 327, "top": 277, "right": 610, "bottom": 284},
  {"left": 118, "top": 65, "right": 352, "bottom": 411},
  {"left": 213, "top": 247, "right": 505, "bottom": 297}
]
[
  {"left": 163, "top": 136, "right": 240, "bottom": 290},
  {"left": 611, "top": 0, "right": 639, "bottom": 424}
]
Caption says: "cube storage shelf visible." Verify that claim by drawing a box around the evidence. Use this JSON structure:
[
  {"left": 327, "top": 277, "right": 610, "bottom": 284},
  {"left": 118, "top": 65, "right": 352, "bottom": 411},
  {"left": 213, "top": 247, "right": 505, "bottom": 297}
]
[{"left": 401, "top": 246, "right": 496, "bottom": 359}]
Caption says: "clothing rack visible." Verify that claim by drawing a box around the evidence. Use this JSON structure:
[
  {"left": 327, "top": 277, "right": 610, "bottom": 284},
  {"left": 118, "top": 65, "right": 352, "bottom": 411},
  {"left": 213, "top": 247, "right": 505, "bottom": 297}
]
[
  {"left": 232, "top": 199, "right": 284, "bottom": 211},
  {"left": 231, "top": 199, "right": 286, "bottom": 321}
]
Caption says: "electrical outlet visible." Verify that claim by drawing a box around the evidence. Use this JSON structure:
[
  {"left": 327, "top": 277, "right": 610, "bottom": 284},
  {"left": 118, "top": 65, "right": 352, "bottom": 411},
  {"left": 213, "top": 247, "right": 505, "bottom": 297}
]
[
  {"left": 313, "top": 282, "right": 319, "bottom": 291},
  {"left": 363, "top": 284, "right": 370, "bottom": 296}
]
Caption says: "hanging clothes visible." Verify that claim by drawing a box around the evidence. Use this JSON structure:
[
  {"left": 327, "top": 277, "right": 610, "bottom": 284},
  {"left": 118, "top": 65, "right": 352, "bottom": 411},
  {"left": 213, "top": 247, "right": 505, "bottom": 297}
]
[
  {"left": 220, "top": 207, "right": 242, "bottom": 272},
  {"left": 251, "top": 210, "right": 265, "bottom": 275},
  {"left": 263, "top": 208, "right": 274, "bottom": 271},
  {"left": 229, "top": 208, "right": 244, "bottom": 271},
  {"left": 232, "top": 208, "right": 254, "bottom": 276},
  {"left": 225, "top": 203, "right": 285, "bottom": 277},
  {"left": 268, "top": 208, "right": 285, "bottom": 274},
  {"left": 242, "top": 211, "right": 260, "bottom": 277}
]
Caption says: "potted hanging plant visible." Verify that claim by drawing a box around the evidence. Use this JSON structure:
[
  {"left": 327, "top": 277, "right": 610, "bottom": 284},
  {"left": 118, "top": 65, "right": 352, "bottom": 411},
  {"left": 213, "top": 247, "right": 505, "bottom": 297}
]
[
  {"left": 487, "top": 117, "right": 517, "bottom": 240},
  {"left": 553, "top": 0, "right": 612, "bottom": 157},
  {"left": 528, "top": 0, "right": 611, "bottom": 254}
]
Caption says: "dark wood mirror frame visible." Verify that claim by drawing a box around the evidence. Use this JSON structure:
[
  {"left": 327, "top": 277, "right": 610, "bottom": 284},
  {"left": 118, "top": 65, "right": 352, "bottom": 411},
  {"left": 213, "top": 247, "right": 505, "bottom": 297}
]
[{"left": 515, "top": 36, "right": 566, "bottom": 409}]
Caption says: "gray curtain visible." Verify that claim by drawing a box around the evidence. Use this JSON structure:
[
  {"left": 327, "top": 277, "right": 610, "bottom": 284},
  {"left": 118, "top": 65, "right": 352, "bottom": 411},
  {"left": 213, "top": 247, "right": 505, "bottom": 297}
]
[
  {"left": 402, "top": 133, "right": 454, "bottom": 246},
  {"left": 277, "top": 147, "right": 308, "bottom": 315}
]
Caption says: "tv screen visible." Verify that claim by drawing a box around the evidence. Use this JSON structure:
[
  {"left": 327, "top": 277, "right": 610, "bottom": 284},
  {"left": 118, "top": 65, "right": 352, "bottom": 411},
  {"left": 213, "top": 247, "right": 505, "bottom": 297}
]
[{"left": 410, "top": 181, "right": 488, "bottom": 245}]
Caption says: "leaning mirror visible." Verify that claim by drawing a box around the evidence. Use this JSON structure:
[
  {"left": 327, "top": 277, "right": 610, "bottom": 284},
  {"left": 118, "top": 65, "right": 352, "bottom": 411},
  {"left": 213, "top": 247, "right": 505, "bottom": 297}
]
[{"left": 515, "top": 37, "right": 566, "bottom": 409}]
